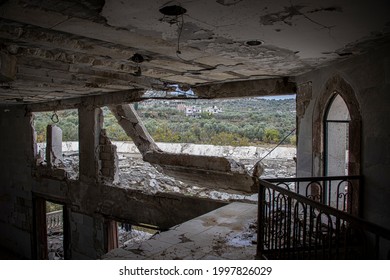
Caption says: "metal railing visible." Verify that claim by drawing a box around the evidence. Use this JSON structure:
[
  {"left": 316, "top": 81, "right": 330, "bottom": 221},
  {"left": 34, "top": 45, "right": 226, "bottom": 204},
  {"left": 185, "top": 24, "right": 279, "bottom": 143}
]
[
  {"left": 257, "top": 177, "right": 390, "bottom": 259},
  {"left": 264, "top": 176, "right": 361, "bottom": 214},
  {"left": 46, "top": 210, "right": 63, "bottom": 232}
]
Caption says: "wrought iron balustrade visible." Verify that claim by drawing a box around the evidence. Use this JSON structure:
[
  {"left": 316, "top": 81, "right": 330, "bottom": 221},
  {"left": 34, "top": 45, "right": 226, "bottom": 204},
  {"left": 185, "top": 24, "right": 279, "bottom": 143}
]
[
  {"left": 257, "top": 177, "right": 390, "bottom": 259},
  {"left": 264, "top": 176, "right": 361, "bottom": 214}
]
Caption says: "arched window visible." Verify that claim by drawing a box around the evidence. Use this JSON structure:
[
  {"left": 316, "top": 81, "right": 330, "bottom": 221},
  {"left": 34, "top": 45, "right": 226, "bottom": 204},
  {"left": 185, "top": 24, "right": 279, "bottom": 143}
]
[
  {"left": 312, "top": 75, "right": 361, "bottom": 215},
  {"left": 324, "top": 94, "right": 351, "bottom": 176}
]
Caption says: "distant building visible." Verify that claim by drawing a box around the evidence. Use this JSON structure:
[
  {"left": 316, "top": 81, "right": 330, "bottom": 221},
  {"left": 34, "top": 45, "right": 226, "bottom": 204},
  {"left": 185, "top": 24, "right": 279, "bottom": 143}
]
[
  {"left": 176, "top": 103, "right": 187, "bottom": 111},
  {"left": 185, "top": 106, "right": 202, "bottom": 117},
  {"left": 205, "top": 105, "right": 223, "bottom": 114}
]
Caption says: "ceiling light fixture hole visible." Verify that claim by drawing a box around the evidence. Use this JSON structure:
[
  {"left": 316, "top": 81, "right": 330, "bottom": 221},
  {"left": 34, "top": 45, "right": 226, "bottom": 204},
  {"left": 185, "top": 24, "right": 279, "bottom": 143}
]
[
  {"left": 159, "top": 5, "right": 187, "bottom": 16},
  {"left": 246, "top": 40, "right": 264, "bottom": 46},
  {"left": 130, "top": 53, "right": 144, "bottom": 63}
]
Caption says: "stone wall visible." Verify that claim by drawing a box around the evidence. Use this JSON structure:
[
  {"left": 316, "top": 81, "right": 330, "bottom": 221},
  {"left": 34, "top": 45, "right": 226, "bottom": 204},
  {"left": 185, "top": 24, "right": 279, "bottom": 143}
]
[{"left": 47, "top": 141, "right": 296, "bottom": 161}]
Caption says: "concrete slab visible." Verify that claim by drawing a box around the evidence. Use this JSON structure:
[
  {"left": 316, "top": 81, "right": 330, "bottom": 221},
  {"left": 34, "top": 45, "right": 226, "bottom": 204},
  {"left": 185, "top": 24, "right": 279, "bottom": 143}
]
[{"left": 102, "top": 202, "right": 257, "bottom": 260}]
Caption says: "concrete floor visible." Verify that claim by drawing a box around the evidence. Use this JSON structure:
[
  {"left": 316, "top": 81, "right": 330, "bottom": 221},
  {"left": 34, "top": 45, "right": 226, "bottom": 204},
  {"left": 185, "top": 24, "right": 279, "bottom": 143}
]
[{"left": 102, "top": 202, "right": 258, "bottom": 260}]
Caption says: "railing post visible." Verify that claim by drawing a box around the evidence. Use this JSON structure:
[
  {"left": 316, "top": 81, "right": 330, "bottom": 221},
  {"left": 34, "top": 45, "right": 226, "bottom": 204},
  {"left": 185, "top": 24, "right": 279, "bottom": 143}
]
[
  {"left": 257, "top": 181, "right": 265, "bottom": 259},
  {"left": 46, "top": 210, "right": 63, "bottom": 231}
]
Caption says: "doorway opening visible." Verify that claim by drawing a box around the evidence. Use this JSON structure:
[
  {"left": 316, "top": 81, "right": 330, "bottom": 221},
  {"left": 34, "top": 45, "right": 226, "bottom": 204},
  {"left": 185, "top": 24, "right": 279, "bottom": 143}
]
[
  {"left": 46, "top": 201, "right": 64, "bottom": 260},
  {"left": 33, "top": 197, "right": 69, "bottom": 259}
]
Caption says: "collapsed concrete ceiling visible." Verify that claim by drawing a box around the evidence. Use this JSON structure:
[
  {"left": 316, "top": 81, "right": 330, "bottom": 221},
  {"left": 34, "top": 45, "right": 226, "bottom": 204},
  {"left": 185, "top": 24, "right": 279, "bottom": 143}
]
[{"left": 0, "top": 0, "right": 389, "bottom": 105}]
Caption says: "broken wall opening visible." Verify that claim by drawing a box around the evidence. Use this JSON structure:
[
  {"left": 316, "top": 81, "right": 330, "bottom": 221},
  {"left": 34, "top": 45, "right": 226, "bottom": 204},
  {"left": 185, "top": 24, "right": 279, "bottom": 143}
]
[
  {"left": 103, "top": 96, "right": 297, "bottom": 147},
  {"left": 33, "top": 109, "right": 79, "bottom": 180},
  {"left": 106, "top": 218, "right": 158, "bottom": 253},
  {"left": 33, "top": 196, "right": 69, "bottom": 260},
  {"left": 96, "top": 95, "right": 297, "bottom": 198}
]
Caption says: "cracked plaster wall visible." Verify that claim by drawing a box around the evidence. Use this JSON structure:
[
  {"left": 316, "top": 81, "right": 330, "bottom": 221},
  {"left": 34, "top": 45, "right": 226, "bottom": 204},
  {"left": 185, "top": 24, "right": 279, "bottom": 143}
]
[{"left": 295, "top": 43, "right": 390, "bottom": 233}]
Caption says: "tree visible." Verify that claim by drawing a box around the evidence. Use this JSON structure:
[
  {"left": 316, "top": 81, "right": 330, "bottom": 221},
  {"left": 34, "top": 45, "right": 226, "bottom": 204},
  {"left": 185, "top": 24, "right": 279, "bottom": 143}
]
[
  {"left": 153, "top": 123, "right": 180, "bottom": 143},
  {"left": 264, "top": 128, "right": 280, "bottom": 144},
  {"left": 210, "top": 132, "right": 250, "bottom": 146}
]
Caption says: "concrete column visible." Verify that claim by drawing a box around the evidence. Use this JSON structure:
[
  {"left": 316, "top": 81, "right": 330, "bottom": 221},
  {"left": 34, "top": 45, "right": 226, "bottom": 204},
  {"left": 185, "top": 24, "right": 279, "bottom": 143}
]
[
  {"left": 46, "top": 124, "right": 63, "bottom": 167},
  {"left": 78, "top": 107, "right": 103, "bottom": 183}
]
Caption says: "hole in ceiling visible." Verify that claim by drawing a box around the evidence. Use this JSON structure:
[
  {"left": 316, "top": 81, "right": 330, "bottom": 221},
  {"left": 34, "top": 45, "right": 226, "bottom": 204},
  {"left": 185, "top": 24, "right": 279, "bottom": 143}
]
[
  {"left": 337, "top": 52, "right": 353, "bottom": 57},
  {"left": 130, "top": 53, "right": 144, "bottom": 63},
  {"left": 246, "top": 40, "right": 264, "bottom": 46},
  {"left": 159, "top": 5, "right": 187, "bottom": 16}
]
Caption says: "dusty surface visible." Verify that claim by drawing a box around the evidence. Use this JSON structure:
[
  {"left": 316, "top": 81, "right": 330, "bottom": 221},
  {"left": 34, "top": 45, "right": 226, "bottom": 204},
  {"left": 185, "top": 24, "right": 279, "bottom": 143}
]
[{"left": 102, "top": 202, "right": 258, "bottom": 260}]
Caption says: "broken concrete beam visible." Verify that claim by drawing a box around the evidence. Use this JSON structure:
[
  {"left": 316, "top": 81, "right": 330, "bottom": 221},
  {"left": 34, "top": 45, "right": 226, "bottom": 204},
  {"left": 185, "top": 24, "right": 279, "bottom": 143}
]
[
  {"left": 193, "top": 77, "right": 296, "bottom": 98},
  {"left": 144, "top": 151, "right": 258, "bottom": 193},
  {"left": 144, "top": 151, "right": 247, "bottom": 173},
  {"left": 108, "top": 104, "right": 161, "bottom": 155},
  {"left": 67, "top": 182, "right": 228, "bottom": 230},
  {"left": 46, "top": 124, "right": 63, "bottom": 168},
  {"left": 27, "top": 89, "right": 144, "bottom": 112}
]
